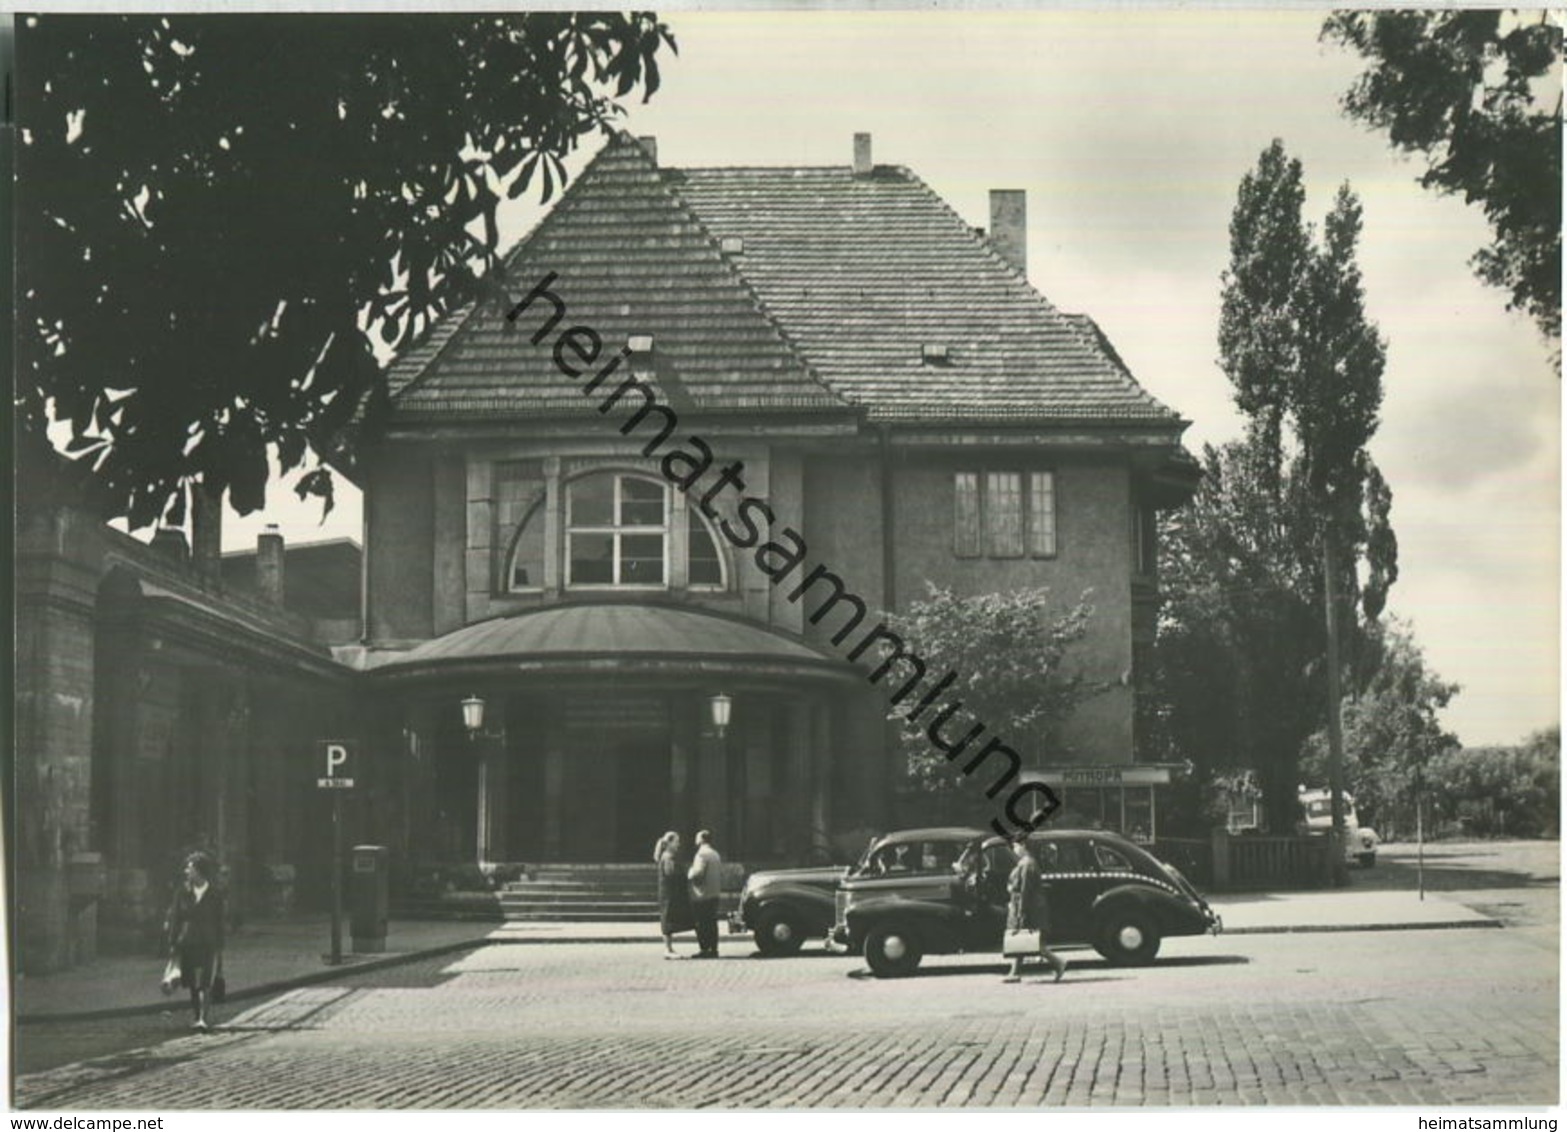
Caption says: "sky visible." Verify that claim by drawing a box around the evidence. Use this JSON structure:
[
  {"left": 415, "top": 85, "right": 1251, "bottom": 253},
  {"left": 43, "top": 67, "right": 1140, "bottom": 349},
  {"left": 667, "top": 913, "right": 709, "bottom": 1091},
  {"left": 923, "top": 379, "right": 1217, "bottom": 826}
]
[{"left": 228, "top": 8, "right": 1561, "bottom": 750}]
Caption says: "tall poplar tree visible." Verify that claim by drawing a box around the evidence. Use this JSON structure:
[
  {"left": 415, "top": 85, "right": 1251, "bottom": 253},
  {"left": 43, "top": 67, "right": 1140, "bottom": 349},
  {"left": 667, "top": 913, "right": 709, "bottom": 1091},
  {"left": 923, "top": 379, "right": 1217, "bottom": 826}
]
[{"left": 1159, "top": 140, "right": 1398, "bottom": 835}]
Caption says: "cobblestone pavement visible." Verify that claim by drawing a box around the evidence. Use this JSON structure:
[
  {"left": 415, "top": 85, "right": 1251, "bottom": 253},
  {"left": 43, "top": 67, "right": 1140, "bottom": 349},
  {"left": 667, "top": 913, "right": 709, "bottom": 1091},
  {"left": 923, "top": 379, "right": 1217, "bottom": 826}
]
[{"left": 13, "top": 927, "right": 1556, "bottom": 1109}]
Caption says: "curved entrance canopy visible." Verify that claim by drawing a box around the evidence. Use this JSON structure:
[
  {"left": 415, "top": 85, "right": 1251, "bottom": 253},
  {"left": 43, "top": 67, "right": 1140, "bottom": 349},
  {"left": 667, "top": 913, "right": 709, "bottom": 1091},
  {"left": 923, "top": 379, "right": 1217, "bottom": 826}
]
[{"left": 367, "top": 601, "right": 857, "bottom": 685}]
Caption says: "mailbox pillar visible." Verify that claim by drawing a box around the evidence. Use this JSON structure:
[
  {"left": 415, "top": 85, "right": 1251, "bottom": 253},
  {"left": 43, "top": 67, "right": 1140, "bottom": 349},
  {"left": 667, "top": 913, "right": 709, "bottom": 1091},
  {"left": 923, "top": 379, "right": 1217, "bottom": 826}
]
[{"left": 349, "top": 845, "right": 389, "bottom": 953}]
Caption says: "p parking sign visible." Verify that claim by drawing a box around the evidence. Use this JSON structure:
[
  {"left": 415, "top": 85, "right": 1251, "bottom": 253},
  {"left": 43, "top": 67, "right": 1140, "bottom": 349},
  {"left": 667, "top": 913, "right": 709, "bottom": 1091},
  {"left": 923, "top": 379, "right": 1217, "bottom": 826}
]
[{"left": 317, "top": 740, "right": 357, "bottom": 789}]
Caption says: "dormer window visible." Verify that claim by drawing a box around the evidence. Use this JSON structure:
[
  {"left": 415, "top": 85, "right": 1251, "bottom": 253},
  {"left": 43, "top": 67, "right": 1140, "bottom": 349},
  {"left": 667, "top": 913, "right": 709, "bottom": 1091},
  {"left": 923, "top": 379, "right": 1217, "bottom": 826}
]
[
  {"left": 628, "top": 334, "right": 655, "bottom": 354},
  {"left": 921, "top": 343, "right": 950, "bottom": 365}
]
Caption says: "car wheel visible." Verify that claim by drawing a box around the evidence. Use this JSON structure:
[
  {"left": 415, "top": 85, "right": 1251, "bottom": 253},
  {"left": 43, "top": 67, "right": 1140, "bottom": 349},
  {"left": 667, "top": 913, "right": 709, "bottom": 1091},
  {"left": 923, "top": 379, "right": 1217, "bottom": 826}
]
[
  {"left": 1095, "top": 909, "right": 1161, "bottom": 966},
  {"left": 863, "top": 924, "right": 923, "bottom": 978},
  {"left": 754, "top": 907, "right": 806, "bottom": 957},
  {"left": 1358, "top": 852, "right": 1376, "bottom": 868}
]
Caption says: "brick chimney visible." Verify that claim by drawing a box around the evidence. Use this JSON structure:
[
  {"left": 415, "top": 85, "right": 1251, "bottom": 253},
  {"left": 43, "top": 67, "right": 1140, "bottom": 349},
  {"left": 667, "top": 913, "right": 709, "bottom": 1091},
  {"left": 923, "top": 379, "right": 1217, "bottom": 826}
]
[
  {"left": 191, "top": 482, "right": 222, "bottom": 586},
  {"left": 853, "top": 132, "right": 873, "bottom": 177},
  {"left": 637, "top": 135, "right": 658, "bottom": 166},
  {"left": 989, "top": 189, "right": 1027, "bottom": 275},
  {"left": 257, "top": 524, "right": 285, "bottom": 606},
  {"left": 150, "top": 527, "right": 190, "bottom": 563}
]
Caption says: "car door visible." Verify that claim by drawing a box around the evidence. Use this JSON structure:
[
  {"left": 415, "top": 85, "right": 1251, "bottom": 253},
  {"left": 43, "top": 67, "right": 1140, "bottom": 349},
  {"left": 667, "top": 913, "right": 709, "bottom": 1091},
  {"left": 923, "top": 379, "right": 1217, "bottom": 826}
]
[
  {"left": 1035, "top": 838, "right": 1099, "bottom": 944},
  {"left": 957, "top": 841, "right": 1013, "bottom": 951}
]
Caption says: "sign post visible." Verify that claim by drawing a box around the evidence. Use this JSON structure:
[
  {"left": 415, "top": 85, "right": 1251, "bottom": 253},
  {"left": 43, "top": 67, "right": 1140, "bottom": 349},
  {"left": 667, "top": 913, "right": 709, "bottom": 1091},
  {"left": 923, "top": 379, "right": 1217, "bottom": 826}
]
[{"left": 317, "top": 740, "right": 357, "bottom": 966}]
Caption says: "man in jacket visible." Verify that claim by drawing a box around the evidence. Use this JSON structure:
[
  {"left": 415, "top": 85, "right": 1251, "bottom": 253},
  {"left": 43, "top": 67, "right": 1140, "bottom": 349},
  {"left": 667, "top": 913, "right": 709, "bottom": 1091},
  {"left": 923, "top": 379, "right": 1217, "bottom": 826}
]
[{"left": 687, "top": 830, "right": 723, "bottom": 958}]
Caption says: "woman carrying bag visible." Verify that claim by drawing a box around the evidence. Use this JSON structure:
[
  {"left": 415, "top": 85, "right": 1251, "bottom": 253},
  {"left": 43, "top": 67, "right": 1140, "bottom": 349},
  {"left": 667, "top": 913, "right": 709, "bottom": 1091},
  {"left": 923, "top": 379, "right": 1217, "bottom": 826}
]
[
  {"left": 1001, "top": 836, "right": 1067, "bottom": 984},
  {"left": 163, "top": 851, "right": 226, "bottom": 1031}
]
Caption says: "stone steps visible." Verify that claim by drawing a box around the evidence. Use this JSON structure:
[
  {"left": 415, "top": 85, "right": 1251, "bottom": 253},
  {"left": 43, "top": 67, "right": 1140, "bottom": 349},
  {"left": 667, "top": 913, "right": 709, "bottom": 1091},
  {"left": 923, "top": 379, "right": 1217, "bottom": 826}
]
[{"left": 395, "top": 862, "right": 710, "bottom": 923}]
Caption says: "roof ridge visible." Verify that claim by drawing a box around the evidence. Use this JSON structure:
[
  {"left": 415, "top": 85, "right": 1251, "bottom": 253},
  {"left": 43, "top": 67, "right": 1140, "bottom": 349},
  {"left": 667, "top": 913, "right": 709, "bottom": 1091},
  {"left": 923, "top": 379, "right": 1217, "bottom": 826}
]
[
  {"left": 676, "top": 164, "right": 858, "bottom": 173},
  {"left": 893, "top": 165, "right": 1181, "bottom": 424},
  {"left": 385, "top": 134, "right": 629, "bottom": 408},
  {"left": 388, "top": 132, "right": 854, "bottom": 418},
  {"left": 1058, "top": 312, "right": 1186, "bottom": 425},
  {"left": 652, "top": 150, "right": 855, "bottom": 415}
]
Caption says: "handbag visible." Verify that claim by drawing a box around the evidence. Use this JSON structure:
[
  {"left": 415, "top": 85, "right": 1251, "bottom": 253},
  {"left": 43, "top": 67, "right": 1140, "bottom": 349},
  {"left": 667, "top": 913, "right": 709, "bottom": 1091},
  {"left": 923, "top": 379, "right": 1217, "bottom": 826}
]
[
  {"left": 160, "top": 956, "right": 182, "bottom": 995},
  {"left": 211, "top": 952, "right": 227, "bottom": 1004},
  {"left": 1002, "top": 929, "right": 1044, "bottom": 957}
]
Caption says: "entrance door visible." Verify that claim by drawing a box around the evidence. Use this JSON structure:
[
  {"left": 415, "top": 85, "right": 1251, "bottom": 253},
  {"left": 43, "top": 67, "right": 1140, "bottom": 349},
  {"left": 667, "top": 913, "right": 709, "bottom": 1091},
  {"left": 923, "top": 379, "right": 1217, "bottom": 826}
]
[
  {"left": 555, "top": 695, "right": 672, "bottom": 862},
  {"left": 615, "top": 736, "right": 672, "bottom": 861}
]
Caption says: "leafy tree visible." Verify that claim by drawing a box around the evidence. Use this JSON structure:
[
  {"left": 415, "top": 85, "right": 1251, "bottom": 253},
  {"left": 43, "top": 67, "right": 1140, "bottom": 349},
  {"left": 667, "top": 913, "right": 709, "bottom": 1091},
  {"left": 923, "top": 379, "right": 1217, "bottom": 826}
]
[
  {"left": 1154, "top": 441, "right": 1325, "bottom": 830},
  {"left": 1428, "top": 727, "right": 1560, "bottom": 838},
  {"left": 885, "top": 585, "right": 1097, "bottom": 814},
  {"left": 1322, "top": 10, "right": 1562, "bottom": 343},
  {"left": 17, "top": 13, "right": 677, "bottom": 528},
  {"left": 1300, "top": 619, "right": 1461, "bottom": 837},
  {"left": 1155, "top": 141, "right": 1397, "bottom": 834}
]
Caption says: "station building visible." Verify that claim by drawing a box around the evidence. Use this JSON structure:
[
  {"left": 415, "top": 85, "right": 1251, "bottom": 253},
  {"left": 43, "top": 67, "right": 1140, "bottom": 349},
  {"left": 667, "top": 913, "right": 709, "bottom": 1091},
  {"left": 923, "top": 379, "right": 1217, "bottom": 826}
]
[{"left": 13, "top": 133, "right": 1196, "bottom": 972}]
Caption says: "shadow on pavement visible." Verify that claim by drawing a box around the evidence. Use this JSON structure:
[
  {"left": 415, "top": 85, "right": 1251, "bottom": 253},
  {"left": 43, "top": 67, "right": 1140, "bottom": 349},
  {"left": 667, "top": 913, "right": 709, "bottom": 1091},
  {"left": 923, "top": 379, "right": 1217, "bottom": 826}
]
[{"left": 845, "top": 953, "right": 1249, "bottom": 981}]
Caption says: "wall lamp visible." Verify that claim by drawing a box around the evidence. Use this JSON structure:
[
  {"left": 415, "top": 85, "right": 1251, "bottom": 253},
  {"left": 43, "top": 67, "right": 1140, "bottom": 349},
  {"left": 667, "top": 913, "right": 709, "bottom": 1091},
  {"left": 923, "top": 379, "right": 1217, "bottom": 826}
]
[
  {"left": 460, "top": 694, "right": 505, "bottom": 742},
  {"left": 709, "top": 692, "right": 732, "bottom": 739}
]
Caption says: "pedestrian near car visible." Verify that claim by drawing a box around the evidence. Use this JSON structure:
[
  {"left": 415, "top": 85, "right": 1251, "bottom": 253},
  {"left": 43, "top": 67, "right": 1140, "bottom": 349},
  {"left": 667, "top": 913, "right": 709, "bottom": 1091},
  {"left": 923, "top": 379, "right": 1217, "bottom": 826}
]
[
  {"left": 687, "top": 830, "right": 723, "bottom": 958},
  {"left": 1002, "top": 837, "right": 1067, "bottom": 984},
  {"left": 654, "top": 831, "right": 695, "bottom": 958},
  {"left": 164, "top": 851, "right": 226, "bottom": 1030}
]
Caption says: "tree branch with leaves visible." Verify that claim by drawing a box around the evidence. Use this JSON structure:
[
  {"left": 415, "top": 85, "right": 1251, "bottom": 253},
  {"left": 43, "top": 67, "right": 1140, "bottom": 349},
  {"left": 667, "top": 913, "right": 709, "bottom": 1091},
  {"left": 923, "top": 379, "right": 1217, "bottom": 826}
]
[
  {"left": 17, "top": 13, "right": 678, "bottom": 528},
  {"left": 1323, "top": 9, "right": 1562, "bottom": 345}
]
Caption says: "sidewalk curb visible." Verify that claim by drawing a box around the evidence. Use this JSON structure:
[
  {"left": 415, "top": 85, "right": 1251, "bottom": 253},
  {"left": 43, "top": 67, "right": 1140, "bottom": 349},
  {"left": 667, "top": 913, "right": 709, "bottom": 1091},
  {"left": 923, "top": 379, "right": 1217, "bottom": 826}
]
[
  {"left": 15, "top": 937, "right": 490, "bottom": 1026},
  {"left": 1222, "top": 918, "right": 1503, "bottom": 935},
  {"left": 15, "top": 916, "right": 1505, "bottom": 1023}
]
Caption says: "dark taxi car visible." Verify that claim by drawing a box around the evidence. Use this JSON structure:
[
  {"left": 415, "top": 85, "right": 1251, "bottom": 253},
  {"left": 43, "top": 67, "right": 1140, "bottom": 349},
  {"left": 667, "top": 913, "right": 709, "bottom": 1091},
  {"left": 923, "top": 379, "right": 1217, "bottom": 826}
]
[{"left": 835, "top": 828, "right": 1221, "bottom": 977}]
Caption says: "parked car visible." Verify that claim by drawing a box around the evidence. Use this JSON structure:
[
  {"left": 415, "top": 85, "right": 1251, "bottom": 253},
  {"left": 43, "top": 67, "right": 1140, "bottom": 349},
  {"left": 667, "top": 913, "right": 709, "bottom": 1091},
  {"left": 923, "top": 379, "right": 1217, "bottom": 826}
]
[
  {"left": 1298, "top": 787, "right": 1379, "bottom": 867},
  {"left": 728, "top": 863, "right": 846, "bottom": 955},
  {"left": 729, "top": 827, "right": 987, "bottom": 955},
  {"left": 835, "top": 827, "right": 1222, "bottom": 978}
]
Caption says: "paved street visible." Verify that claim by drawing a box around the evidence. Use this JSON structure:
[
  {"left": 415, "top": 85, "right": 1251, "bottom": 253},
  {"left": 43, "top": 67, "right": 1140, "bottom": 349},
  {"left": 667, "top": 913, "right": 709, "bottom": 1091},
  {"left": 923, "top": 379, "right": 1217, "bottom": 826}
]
[{"left": 13, "top": 920, "right": 1556, "bottom": 1110}]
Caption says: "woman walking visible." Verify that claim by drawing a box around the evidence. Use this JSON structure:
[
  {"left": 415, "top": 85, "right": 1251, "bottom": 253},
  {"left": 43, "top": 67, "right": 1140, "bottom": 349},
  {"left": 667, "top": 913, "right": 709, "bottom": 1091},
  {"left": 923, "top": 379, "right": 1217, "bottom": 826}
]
[
  {"left": 654, "top": 831, "right": 693, "bottom": 958},
  {"left": 164, "top": 851, "right": 226, "bottom": 1030},
  {"left": 1002, "top": 836, "right": 1067, "bottom": 983}
]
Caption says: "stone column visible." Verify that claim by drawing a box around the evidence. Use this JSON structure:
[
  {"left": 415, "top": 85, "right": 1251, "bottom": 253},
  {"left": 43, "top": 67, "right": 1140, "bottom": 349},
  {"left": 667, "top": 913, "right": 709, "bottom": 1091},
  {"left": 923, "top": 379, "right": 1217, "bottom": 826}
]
[
  {"left": 810, "top": 698, "right": 833, "bottom": 857},
  {"left": 669, "top": 696, "right": 697, "bottom": 840},
  {"left": 787, "top": 699, "right": 812, "bottom": 859},
  {"left": 15, "top": 517, "right": 100, "bottom": 972},
  {"left": 542, "top": 716, "right": 565, "bottom": 859}
]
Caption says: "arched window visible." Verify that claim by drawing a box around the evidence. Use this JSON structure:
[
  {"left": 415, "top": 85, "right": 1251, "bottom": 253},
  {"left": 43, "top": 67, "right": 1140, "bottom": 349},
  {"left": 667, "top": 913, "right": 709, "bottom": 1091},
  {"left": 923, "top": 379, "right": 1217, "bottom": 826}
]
[
  {"left": 568, "top": 473, "right": 666, "bottom": 587},
  {"left": 506, "top": 497, "right": 546, "bottom": 590},
  {"left": 504, "top": 470, "right": 726, "bottom": 593}
]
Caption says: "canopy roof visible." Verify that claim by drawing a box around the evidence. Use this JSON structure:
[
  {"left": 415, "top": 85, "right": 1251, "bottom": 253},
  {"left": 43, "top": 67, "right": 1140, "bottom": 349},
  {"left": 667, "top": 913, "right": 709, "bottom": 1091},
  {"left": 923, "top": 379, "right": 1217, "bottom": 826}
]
[{"left": 367, "top": 601, "right": 856, "bottom": 684}]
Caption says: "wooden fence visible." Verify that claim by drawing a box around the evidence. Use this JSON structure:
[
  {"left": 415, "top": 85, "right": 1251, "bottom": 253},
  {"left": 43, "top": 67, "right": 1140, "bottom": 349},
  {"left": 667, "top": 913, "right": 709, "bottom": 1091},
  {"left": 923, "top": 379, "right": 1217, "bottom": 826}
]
[{"left": 1149, "top": 831, "right": 1337, "bottom": 891}]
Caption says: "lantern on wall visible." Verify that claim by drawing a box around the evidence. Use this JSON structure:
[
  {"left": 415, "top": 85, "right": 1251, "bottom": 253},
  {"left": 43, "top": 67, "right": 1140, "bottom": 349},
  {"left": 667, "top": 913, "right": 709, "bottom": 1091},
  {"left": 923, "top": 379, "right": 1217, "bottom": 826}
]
[
  {"left": 461, "top": 694, "right": 486, "bottom": 736},
  {"left": 709, "top": 693, "right": 732, "bottom": 738}
]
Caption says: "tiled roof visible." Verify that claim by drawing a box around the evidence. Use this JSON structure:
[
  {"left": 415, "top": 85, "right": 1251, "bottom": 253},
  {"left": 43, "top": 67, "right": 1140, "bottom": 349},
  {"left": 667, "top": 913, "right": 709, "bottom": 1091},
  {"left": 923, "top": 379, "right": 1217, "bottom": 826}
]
[
  {"left": 386, "top": 137, "right": 846, "bottom": 420},
  {"left": 672, "top": 164, "right": 1180, "bottom": 425},
  {"left": 385, "top": 133, "right": 1182, "bottom": 428}
]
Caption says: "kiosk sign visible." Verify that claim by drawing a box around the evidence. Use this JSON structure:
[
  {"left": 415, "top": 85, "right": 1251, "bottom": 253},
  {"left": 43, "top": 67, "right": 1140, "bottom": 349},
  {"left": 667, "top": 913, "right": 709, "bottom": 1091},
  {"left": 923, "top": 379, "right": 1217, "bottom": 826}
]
[{"left": 317, "top": 740, "right": 357, "bottom": 789}]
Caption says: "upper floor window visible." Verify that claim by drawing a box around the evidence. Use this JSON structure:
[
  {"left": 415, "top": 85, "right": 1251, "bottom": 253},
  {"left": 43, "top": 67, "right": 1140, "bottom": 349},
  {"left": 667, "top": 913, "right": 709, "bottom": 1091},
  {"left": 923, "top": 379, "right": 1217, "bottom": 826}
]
[
  {"left": 505, "top": 469, "right": 726, "bottom": 592},
  {"left": 954, "top": 470, "right": 1056, "bottom": 559},
  {"left": 1132, "top": 503, "right": 1157, "bottom": 577},
  {"left": 568, "top": 473, "right": 666, "bottom": 587}
]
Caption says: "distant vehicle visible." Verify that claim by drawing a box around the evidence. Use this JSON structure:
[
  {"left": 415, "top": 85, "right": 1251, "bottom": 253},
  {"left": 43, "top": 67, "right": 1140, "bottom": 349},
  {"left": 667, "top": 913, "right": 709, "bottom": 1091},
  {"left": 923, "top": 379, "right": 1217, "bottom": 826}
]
[
  {"left": 1298, "top": 787, "right": 1379, "bottom": 867},
  {"left": 834, "top": 827, "right": 1221, "bottom": 978}
]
